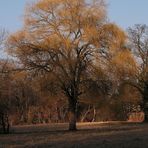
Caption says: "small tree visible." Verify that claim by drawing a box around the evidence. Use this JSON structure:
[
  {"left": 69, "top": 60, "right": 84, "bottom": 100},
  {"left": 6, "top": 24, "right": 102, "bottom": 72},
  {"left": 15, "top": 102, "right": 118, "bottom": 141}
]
[
  {"left": 0, "top": 60, "right": 12, "bottom": 133},
  {"left": 0, "top": 29, "right": 11, "bottom": 133},
  {"left": 12, "top": 71, "right": 39, "bottom": 124}
]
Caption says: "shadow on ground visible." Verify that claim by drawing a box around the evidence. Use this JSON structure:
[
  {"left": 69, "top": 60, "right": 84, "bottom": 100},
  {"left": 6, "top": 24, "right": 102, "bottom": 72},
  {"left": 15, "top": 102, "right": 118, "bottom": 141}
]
[{"left": 0, "top": 122, "right": 148, "bottom": 148}]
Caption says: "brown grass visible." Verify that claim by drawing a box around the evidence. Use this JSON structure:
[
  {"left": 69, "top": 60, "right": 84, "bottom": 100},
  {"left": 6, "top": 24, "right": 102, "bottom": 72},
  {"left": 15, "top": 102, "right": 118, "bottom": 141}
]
[{"left": 0, "top": 122, "right": 148, "bottom": 148}]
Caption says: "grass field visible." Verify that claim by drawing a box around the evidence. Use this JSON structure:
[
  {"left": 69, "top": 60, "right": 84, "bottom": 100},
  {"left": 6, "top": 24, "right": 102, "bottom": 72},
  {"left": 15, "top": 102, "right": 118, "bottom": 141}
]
[{"left": 0, "top": 122, "right": 148, "bottom": 148}]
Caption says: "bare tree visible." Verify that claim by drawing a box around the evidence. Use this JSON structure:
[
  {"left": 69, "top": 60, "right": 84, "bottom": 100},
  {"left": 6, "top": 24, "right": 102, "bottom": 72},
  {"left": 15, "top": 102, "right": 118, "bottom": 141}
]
[{"left": 128, "top": 24, "right": 148, "bottom": 121}]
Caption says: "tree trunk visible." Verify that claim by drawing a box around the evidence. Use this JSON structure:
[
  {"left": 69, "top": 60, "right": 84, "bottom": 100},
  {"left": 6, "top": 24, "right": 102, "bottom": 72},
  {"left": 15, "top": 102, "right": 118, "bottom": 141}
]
[
  {"left": 81, "top": 105, "right": 91, "bottom": 122},
  {"left": 92, "top": 106, "right": 96, "bottom": 122},
  {"left": 143, "top": 102, "right": 148, "bottom": 122},
  {"left": 68, "top": 98, "right": 77, "bottom": 131},
  {"left": 0, "top": 113, "right": 10, "bottom": 134},
  {"left": 143, "top": 82, "right": 148, "bottom": 122},
  {"left": 5, "top": 114, "right": 10, "bottom": 134},
  {"left": 1, "top": 113, "right": 6, "bottom": 133}
]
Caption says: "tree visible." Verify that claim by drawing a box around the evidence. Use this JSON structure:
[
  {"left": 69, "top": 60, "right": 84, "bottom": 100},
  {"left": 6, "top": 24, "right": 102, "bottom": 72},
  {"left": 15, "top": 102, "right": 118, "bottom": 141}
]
[
  {"left": 8, "top": 0, "right": 130, "bottom": 130},
  {"left": 128, "top": 24, "right": 148, "bottom": 121},
  {"left": 0, "top": 29, "right": 11, "bottom": 133},
  {"left": 0, "top": 60, "right": 13, "bottom": 133},
  {"left": 11, "top": 71, "right": 39, "bottom": 124}
]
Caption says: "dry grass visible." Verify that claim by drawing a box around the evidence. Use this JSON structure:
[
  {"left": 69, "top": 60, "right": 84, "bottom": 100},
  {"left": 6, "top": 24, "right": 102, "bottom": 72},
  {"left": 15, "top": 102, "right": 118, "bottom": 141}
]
[{"left": 0, "top": 122, "right": 148, "bottom": 148}]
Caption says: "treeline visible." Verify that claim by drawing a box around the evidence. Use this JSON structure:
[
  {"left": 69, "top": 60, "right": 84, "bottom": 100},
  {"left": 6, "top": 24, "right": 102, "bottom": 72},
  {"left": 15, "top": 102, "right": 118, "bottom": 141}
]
[
  {"left": 0, "top": 0, "right": 148, "bottom": 133},
  {"left": 0, "top": 62, "right": 141, "bottom": 131}
]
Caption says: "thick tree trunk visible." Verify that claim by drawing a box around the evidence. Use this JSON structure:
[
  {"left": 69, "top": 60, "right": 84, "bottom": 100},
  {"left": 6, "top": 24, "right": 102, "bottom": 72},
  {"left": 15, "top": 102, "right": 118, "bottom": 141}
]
[
  {"left": 68, "top": 98, "right": 77, "bottom": 131},
  {"left": 69, "top": 110, "right": 77, "bottom": 131}
]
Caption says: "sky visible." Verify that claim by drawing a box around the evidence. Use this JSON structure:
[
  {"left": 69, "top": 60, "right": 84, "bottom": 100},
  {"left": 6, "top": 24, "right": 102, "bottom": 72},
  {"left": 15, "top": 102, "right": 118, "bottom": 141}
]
[
  {"left": 0, "top": 0, "right": 148, "bottom": 32},
  {"left": 108, "top": 0, "right": 148, "bottom": 30}
]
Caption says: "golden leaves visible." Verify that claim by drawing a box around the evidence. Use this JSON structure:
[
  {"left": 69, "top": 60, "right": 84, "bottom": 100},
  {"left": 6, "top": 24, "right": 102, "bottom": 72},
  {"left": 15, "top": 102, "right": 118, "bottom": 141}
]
[
  {"left": 7, "top": 0, "right": 137, "bottom": 83},
  {"left": 99, "top": 23, "right": 126, "bottom": 50},
  {"left": 111, "top": 49, "right": 137, "bottom": 78},
  {"left": 83, "top": 25, "right": 98, "bottom": 43}
]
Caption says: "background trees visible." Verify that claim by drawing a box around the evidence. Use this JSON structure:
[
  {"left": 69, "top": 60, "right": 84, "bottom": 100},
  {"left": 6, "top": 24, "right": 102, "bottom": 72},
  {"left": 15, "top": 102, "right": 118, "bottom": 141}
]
[
  {"left": 0, "top": 0, "right": 145, "bottom": 134},
  {"left": 128, "top": 24, "right": 148, "bottom": 121}
]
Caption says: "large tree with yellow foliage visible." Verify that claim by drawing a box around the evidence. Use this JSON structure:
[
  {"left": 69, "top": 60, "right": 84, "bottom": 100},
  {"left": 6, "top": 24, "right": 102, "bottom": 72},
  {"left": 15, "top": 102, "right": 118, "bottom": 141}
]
[{"left": 7, "top": 0, "right": 135, "bottom": 130}]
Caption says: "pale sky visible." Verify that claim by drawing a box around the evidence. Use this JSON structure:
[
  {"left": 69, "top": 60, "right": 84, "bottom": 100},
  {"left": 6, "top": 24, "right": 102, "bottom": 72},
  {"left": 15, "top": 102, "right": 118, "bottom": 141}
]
[{"left": 0, "top": 0, "right": 148, "bottom": 32}]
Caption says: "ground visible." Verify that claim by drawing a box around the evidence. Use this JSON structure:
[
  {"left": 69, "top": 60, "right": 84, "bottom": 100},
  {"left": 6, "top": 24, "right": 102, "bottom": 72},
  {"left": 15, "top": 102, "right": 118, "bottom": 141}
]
[{"left": 0, "top": 122, "right": 148, "bottom": 148}]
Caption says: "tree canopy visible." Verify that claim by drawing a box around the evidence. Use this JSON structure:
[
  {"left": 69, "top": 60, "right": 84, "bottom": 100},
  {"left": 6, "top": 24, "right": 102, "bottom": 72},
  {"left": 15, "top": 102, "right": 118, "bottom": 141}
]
[{"left": 7, "top": 0, "right": 137, "bottom": 130}]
